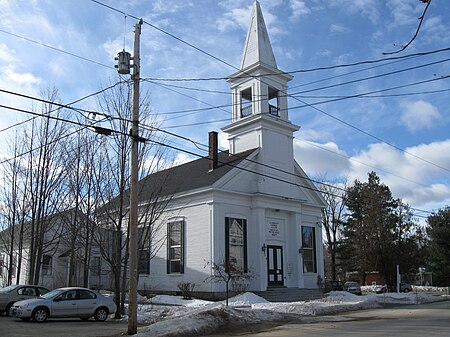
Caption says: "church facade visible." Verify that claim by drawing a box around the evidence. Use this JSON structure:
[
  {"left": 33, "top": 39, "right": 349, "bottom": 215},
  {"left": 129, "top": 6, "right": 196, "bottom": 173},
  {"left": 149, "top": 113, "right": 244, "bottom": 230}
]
[{"left": 133, "top": 1, "right": 326, "bottom": 296}]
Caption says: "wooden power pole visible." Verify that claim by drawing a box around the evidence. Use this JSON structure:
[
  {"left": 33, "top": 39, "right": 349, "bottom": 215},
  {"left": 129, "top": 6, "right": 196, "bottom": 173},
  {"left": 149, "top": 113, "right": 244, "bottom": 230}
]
[{"left": 128, "top": 18, "right": 143, "bottom": 335}]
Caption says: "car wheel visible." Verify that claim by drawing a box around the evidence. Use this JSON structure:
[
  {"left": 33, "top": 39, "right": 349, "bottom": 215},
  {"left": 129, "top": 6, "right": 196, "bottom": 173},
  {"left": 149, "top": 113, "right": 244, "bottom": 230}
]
[
  {"left": 94, "top": 307, "right": 109, "bottom": 322},
  {"left": 403, "top": 288, "right": 410, "bottom": 293},
  {"left": 32, "top": 307, "right": 48, "bottom": 323},
  {"left": 5, "top": 303, "right": 14, "bottom": 317}
]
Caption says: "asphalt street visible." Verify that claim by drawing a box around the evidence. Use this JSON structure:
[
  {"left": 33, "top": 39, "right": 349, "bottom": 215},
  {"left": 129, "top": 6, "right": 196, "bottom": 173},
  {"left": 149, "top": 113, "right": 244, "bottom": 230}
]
[{"left": 208, "top": 300, "right": 450, "bottom": 337}]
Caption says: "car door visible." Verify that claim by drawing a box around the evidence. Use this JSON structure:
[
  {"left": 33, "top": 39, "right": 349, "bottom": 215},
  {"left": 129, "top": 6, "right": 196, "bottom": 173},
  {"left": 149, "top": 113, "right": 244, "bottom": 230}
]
[
  {"left": 22, "top": 286, "right": 40, "bottom": 300},
  {"left": 15, "top": 287, "right": 33, "bottom": 302},
  {"left": 51, "top": 290, "right": 78, "bottom": 317},
  {"left": 77, "top": 290, "right": 97, "bottom": 317}
]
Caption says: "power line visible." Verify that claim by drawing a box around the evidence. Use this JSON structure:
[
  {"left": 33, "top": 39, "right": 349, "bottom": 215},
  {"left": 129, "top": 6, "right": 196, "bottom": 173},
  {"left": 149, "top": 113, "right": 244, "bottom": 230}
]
[
  {"left": 141, "top": 47, "right": 450, "bottom": 82},
  {"left": 144, "top": 75, "right": 450, "bottom": 117},
  {"left": 0, "top": 81, "right": 129, "bottom": 134},
  {"left": 0, "top": 28, "right": 113, "bottom": 70},
  {"left": 3, "top": 1, "right": 443, "bottom": 215},
  {"left": 290, "top": 57, "right": 450, "bottom": 95},
  {"left": 289, "top": 75, "right": 450, "bottom": 110},
  {"left": 292, "top": 87, "right": 450, "bottom": 100},
  {"left": 0, "top": 100, "right": 436, "bottom": 218}
]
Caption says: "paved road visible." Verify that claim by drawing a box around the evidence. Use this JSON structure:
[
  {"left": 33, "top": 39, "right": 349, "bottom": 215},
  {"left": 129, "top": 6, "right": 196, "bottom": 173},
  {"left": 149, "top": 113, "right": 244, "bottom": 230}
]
[
  {"left": 208, "top": 300, "right": 450, "bottom": 337},
  {"left": 0, "top": 316, "right": 128, "bottom": 337}
]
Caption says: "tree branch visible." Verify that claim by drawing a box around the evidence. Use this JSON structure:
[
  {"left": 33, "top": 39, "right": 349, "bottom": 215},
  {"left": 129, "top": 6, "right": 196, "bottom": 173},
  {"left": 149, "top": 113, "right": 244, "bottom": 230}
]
[{"left": 383, "top": 0, "right": 432, "bottom": 55}]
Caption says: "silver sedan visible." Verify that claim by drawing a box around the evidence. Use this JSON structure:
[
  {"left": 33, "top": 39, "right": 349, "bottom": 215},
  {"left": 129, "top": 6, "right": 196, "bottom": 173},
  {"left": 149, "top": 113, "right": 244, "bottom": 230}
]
[
  {"left": 0, "top": 285, "right": 49, "bottom": 316},
  {"left": 10, "top": 287, "right": 116, "bottom": 322}
]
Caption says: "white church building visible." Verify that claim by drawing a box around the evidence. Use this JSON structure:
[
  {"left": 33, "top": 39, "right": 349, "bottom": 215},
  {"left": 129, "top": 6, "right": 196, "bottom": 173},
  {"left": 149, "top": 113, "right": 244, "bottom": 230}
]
[{"left": 130, "top": 1, "right": 326, "bottom": 297}]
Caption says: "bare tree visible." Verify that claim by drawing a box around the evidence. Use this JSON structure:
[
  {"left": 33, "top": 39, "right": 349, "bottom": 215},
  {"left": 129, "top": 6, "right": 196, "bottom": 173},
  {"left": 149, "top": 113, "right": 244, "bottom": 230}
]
[
  {"left": 61, "top": 125, "right": 104, "bottom": 287},
  {"left": 0, "top": 132, "right": 29, "bottom": 285},
  {"left": 316, "top": 176, "right": 348, "bottom": 281},
  {"left": 24, "top": 89, "right": 71, "bottom": 285},
  {"left": 93, "top": 79, "right": 174, "bottom": 318},
  {"left": 204, "top": 260, "right": 253, "bottom": 306}
]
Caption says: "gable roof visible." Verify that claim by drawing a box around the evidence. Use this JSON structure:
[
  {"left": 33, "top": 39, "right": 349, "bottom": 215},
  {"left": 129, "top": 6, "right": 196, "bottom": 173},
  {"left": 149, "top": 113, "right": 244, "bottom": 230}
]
[
  {"left": 99, "top": 149, "right": 258, "bottom": 211},
  {"left": 139, "top": 148, "right": 257, "bottom": 200}
]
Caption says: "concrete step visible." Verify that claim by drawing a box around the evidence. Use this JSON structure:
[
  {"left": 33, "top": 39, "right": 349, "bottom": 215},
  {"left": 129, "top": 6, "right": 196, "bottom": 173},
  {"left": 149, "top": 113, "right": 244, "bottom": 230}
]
[{"left": 255, "top": 287, "right": 325, "bottom": 302}]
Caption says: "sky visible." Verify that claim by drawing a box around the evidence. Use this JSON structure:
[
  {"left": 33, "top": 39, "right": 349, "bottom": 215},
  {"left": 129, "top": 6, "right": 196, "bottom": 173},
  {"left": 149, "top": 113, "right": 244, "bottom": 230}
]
[{"left": 0, "top": 0, "right": 449, "bottom": 220}]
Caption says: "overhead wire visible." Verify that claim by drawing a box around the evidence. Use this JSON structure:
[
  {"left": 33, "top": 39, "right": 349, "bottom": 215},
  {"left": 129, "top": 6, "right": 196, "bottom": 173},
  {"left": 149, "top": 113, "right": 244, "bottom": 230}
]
[
  {"left": 2, "top": 0, "right": 444, "bottom": 217},
  {"left": 0, "top": 97, "right": 436, "bottom": 218},
  {"left": 2, "top": 83, "right": 441, "bottom": 218},
  {"left": 0, "top": 28, "right": 113, "bottom": 70}
]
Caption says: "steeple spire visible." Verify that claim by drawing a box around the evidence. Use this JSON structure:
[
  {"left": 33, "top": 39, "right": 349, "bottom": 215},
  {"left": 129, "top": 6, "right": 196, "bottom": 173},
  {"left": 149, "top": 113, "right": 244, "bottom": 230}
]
[{"left": 240, "top": 1, "right": 277, "bottom": 70}]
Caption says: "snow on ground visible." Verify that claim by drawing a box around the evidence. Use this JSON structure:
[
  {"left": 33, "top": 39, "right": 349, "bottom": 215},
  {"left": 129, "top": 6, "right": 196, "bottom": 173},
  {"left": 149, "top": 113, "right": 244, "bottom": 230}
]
[{"left": 128, "top": 289, "right": 448, "bottom": 337}]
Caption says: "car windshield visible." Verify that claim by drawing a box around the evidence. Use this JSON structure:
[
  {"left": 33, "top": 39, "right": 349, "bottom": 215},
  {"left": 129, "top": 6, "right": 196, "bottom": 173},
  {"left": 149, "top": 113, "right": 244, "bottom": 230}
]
[
  {"left": 347, "top": 282, "right": 359, "bottom": 286},
  {"left": 0, "top": 285, "right": 18, "bottom": 293},
  {"left": 40, "top": 289, "right": 65, "bottom": 299}
]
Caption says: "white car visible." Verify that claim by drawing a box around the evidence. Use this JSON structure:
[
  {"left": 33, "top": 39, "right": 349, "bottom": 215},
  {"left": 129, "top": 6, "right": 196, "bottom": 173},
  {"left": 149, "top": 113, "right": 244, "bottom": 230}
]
[
  {"left": 0, "top": 285, "right": 49, "bottom": 316},
  {"left": 10, "top": 287, "right": 116, "bottom": 322}
]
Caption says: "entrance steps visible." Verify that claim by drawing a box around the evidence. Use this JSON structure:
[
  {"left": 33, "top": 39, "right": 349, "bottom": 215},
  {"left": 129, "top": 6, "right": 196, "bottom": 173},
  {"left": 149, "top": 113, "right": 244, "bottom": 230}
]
[{"left": 254, "top": 287, "right": 325, "bottom": 302}]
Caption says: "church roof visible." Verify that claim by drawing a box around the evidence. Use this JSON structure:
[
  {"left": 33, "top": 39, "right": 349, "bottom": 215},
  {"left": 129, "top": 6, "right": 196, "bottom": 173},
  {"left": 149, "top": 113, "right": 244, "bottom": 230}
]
[
  {"left": 139, "top": 149, "right": 256, "bottom": 199},
  {"left": 99, "top": 149, "right": 257, "bottom": 211},
  {"left": 240, "top": 1, "right": 277, "bottom": 70}
]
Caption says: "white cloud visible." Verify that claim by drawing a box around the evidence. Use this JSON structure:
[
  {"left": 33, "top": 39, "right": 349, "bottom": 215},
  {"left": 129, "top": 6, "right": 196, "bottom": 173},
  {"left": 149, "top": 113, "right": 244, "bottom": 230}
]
[
  {"left": 399, "top": 100, "right": 442, "bottom": 132},
  {"left": 329, "top": 0, "right": 379, "bottom": 24},
  {"left": 386, "top": 0, "right": 417, "bottom": 26},
  {"left": 293, "top": 139, "right": 350, "bottom": 176},
  {"left": 216, "top": 6, "right": 252, "bottom": 32},
  {"left": 0, "top": 43, "right": 15, "bottom": 62},
  {"left": 329, "top": 24, "right": 350, "bottom": 33},
  {"left": 151, "top": 0, "right": 193, "bottom": 15},
  {"left": 289, "top": 0, "right": 311, "bottom": 21},
  {"left": 2, "top": 66, "right": 40, "bottom": 85},
  {"left": 216, "top": 1, "right": 282, "bottom": 37},
  {"left": 294, "top": 138, "right": 450, "bottom": 209}
]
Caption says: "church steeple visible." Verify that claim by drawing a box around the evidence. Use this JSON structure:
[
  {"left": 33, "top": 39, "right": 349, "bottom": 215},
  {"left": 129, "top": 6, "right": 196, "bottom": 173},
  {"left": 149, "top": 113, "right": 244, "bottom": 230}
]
[
  {"left": 241, "top": 0, "right": 277, "bottom": 69},
  {"left": 222, "top": 1, "right": 298, "bottom": 156}
]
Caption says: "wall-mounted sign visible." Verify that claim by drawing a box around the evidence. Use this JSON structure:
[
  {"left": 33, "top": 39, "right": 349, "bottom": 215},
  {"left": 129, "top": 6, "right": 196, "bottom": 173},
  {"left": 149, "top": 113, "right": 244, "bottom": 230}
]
[{"left": 266, "top": 219, "right": 284, "bottom": 240}]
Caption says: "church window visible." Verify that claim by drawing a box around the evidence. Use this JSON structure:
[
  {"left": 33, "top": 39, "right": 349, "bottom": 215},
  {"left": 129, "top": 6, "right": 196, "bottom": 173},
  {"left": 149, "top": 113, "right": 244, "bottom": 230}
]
[
  {"left": 225, "top": 217, "right": 247, "bottom": 272},
  {"left": 167, "top": 220, "right": 184, "bottom": 274},
  {"left": 301, "top": 226, "right": 317, "bottom": 273},
  {"left": 138, "top": 227, "right": 150, "bottom": 274}
]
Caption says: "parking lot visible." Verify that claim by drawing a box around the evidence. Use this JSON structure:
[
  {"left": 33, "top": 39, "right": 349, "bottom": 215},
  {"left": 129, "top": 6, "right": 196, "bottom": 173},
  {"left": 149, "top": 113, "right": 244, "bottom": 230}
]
[{"left": 0, "top": 315, "right": 128, "bottom": 337}]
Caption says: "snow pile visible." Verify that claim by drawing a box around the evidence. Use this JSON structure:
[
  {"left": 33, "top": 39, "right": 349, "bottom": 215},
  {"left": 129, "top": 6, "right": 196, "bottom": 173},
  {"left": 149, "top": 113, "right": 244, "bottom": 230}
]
[
  {"left": 137, "top": 304, "right": 263, "bottom": 337},
  {"left": 131, "top": 291, "right": 446, "bottom": 336},
  {"left": 145, "top": 294, "right": 212, "bottom": 307},
  {"left": 412, "top": 286, "right": 449, "bottom": 292}
]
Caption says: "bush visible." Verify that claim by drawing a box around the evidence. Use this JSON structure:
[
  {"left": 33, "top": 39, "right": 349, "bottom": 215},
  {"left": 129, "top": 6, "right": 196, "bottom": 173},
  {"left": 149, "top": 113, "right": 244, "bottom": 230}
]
[{"left": 177, "top": 282, "right": 195, "bottom": 300}]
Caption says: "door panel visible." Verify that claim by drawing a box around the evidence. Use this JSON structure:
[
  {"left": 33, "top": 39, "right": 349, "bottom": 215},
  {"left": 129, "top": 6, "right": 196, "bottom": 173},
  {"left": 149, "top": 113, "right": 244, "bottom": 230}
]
[
  {"left": 52, "top": 290, "right": 78, "bottom": 317},
  {"left": 267, "top": 245, "right": 284, "bottom": 286}
]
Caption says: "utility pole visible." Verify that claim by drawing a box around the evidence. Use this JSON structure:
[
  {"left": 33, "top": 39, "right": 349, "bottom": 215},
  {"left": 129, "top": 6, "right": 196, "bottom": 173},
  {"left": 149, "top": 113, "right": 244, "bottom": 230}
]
[{"left": 128, "top": 18, "right": 142, "bottom": 336}]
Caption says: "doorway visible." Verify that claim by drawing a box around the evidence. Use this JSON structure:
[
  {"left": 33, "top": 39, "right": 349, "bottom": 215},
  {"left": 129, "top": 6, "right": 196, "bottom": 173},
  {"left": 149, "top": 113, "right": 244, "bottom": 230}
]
[{"left": 267, "top": 245, "right": 284, "bottom": 286}]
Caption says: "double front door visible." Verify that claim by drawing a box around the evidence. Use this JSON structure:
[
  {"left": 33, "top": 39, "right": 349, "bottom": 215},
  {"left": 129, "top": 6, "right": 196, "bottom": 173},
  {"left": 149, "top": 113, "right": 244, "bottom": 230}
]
[{"left": 267, "top": 245, "right": 284, "bottom": 286}]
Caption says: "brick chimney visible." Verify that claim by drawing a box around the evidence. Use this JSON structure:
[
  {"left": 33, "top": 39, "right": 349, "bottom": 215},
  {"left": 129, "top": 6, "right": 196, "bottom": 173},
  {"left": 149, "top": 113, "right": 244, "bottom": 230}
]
[{"left": 208, "top": 131, "right": 218, "bottom": 171}]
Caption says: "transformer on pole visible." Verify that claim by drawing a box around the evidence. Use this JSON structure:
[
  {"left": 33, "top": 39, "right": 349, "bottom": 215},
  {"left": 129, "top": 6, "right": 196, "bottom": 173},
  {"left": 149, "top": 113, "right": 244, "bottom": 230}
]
[{"left": 115, "top": 50, "right": 132, "bottom": 74}]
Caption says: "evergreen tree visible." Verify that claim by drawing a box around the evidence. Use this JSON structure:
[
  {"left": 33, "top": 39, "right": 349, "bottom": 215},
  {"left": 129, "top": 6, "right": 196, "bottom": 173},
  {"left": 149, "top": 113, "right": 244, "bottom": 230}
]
[
  {"left": 426, "top": 207, "right": 450, "bottom": 286},
  {"left": 341, "top": 172, "right": 398, "bottom": 287}
]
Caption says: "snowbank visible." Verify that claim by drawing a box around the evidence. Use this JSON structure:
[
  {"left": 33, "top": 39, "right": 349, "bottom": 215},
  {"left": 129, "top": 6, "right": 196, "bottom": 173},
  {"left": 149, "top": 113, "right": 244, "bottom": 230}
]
[{"left": 131, "top": 290, "right": 447, "bottom": 336}]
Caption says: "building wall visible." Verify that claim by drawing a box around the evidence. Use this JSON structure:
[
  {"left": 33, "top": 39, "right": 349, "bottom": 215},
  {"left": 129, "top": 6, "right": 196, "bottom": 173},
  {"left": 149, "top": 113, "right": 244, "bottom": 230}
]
[{"left": 137, "top": 187, "right": 324, "bottom": 295}]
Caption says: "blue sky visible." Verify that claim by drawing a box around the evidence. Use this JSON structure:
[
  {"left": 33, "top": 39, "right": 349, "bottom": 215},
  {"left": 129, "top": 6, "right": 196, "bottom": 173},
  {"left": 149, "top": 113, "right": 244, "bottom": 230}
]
[{"left": 0, "top": 0, "right": 449, "bottom": 218}]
